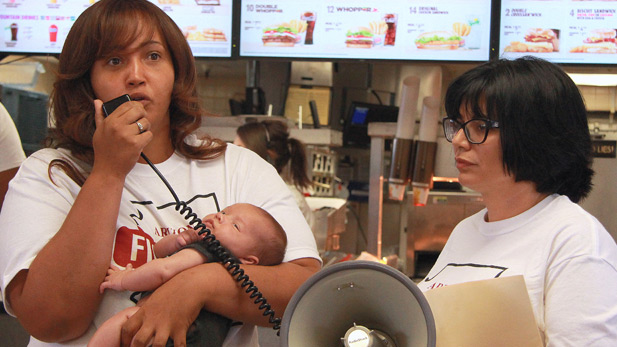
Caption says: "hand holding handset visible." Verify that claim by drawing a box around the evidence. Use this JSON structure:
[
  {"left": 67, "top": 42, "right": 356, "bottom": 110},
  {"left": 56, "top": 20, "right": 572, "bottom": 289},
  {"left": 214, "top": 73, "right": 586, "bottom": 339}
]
[
  {"left": 101, "top": 95, "right": 281, "bottom": 332},
  {"left": 102, "top": 94, "right": 132, "bottom": 117}
]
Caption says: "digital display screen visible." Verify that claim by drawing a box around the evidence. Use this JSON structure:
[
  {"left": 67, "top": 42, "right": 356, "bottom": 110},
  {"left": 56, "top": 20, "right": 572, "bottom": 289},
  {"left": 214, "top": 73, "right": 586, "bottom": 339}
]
[
  {"left": 499, "top": 0, "right": 617, "bottom": 64},
  {"left": 343, "top": 102, "right": 398, "bottom": 147},
  {"left": 0, "top": 0, "right": 233, "bottom": 58},
  {"left": 239, "top": 0, "right": 493, "bottom": 62},
  {"left": 351, "top": 106, "right": 369, "bottom": 125}
]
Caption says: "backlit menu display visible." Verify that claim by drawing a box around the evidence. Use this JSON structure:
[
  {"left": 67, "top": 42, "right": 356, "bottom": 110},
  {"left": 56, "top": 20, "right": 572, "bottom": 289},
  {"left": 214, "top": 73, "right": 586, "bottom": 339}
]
[
  {"left": 0, "top": 0, "right": 233, "bottom": 58},
  {"left": 239, "top": 0, "right": 493, "bottom": 61},
  {"left": 499, "top": 0, "right": 617, "bottom": 64}
]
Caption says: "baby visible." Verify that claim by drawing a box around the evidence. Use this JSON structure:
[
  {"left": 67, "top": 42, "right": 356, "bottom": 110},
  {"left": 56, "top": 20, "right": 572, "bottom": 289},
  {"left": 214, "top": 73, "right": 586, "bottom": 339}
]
[{"left": 89, "top": 203, "right": 287, "bottom": 347}]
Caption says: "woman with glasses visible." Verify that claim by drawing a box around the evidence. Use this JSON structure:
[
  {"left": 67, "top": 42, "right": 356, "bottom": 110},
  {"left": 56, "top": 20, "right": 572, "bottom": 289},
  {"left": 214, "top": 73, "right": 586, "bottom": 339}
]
[{"left": 419, "top": 56, "right": 617, "bottom": 345}]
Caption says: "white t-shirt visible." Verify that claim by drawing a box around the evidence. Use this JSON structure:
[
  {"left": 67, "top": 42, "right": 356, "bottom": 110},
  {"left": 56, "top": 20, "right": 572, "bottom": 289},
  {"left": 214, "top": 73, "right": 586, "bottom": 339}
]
[
  {"left": 0, "top": 102, "right": 26, "bottom": 172},
  {"left": 286, "top": 183, "right": 315, "bottom": 232},
  {"left": 0, "top": 141, "right": 319, "bottom": 346},
  {"left": 419, "top": 194, "right": 617, "bottom": 346}
]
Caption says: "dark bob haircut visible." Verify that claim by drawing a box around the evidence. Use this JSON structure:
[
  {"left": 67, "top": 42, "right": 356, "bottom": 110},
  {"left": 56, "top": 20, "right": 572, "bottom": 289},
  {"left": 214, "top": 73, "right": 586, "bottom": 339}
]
[{"left": 444, "top": 56, "right": 593, "bottom": 203}]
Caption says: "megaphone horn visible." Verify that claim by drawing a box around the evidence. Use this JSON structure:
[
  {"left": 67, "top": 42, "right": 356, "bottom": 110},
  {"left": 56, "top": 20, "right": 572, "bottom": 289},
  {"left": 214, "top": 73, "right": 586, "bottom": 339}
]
[{"left": 280, "top": 261, "right": 436, "bottom": 347}]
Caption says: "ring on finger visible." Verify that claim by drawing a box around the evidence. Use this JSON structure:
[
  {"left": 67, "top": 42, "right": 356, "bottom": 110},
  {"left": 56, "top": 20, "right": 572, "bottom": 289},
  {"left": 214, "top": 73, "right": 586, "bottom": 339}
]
[{"left": 136, "top": 121, "right": 145, "bottom": 134}]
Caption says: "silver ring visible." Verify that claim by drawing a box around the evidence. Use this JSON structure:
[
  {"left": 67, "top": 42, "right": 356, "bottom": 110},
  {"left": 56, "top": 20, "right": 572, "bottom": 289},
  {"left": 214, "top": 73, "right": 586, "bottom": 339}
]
[{"left": 136, "top": 121, "right": 145, "bottom": 133}]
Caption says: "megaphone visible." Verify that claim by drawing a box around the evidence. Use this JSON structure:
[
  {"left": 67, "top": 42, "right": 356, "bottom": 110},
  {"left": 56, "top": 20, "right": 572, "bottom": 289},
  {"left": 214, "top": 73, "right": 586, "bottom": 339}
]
[{"left": 280, "top": 261, "right": 436, "bottom": 347}]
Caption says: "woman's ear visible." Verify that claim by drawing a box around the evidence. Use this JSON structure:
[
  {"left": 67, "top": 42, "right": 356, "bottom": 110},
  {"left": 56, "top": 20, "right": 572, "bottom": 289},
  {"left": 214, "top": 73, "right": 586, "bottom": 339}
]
[
  {"left": 265, "top": 149, "right": 277, "bottom": 166},
  {"left": 239, "top": 255, "right": 259, "bottom": 265},
  {"left": 266, "top": 149, "right": 277, "bottom": 160}
]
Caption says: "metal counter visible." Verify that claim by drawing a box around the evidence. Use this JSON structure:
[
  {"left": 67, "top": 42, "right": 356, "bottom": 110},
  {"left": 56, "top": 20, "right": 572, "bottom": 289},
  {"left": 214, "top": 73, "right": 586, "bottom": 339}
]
[{"left": 406, "top": 190, "right": 484, "bottom": 278}]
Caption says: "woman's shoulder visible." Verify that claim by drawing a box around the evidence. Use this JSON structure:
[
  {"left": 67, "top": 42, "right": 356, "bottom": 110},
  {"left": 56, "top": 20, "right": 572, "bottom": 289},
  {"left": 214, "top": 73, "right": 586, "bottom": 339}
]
[
  {"left": 224, "top": 142, "right": 256, "bottom": 156},
  {"left": 544, "top": 195, "right": 601, "bottom": 227},
  {"left": 223, "top": 143, "right": 269, "bottom": 165},
  {"left": 26, "top": 148, "right": 90, "bottom": 170},
  {"left": 189, "top": 142, "right": 276, "bottom": 178},
  {"left": 183, "top": 135, "right": 252, "bottom": 159},
  {"left": 22, "top": 148, "right": 74, "bottom": 166},
  {"left": 543, "top": 195, "right": 616, "bottom": 258},
  {"left": 24, "top": 147, "right": 85, "bottom": 168},
  {"left": 10, "top": 148, "right": 86, "bottom": 191}
]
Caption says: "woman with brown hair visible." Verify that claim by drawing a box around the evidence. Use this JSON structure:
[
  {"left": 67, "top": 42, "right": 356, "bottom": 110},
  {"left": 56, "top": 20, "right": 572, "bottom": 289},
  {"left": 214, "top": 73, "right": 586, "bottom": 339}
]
[
  {"left": 234, "top": 120, "right": 315, "bottom": 230},
  {"left": 0, "top": 1, "right": 320, "bottom": 346}
]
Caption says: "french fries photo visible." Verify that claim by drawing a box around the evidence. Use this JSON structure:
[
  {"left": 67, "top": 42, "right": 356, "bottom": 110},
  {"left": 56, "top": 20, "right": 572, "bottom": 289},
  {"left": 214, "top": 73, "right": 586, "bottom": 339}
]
[
  {"left": 369, "top": 20, "right": 388, "bottom": 35},
  {"left": 453, "top": 22, "right": 471, "bottom": 37},
  {"left": 289, "top": 19, "right": 307, "bottom": 33}
]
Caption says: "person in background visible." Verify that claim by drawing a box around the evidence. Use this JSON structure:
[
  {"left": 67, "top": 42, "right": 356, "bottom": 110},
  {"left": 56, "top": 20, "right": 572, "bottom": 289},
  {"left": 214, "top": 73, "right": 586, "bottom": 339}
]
[
  {"left": 90, "top": 203, "right": 287, "bottom": 347},
  {"left": 234, "top": 120, "right": 315, "bottom": 231},
  {"left": 0, "top": 101, "right": 26, "bottom": 211},
  {"left": 419, "top": 56, "right": 617, "bottom": 346},
  {"left": 0, "top": 1, "right": 320, "bottom": 346}
]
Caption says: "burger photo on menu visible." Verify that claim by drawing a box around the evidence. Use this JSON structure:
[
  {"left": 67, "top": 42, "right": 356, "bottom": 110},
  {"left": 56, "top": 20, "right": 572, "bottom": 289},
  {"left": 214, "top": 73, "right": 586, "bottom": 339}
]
[
  {"left": 504, "top": 28, "right": 559, "bottom": 53},
  {"left": 262, "top": 24, "right": 298, "bottom": 47},
  {"left": 414, "top": 31, "right": 464, "bottom": 50},
  {"left": 345, "top": 27, "right": 374, "bottom": 48},
  {"left": 570, "top": 29, "right": 617, "bottom": 53}
]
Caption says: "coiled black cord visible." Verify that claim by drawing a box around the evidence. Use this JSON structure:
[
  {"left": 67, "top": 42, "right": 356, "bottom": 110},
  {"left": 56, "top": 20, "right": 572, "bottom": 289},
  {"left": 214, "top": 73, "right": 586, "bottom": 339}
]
[{"left": 140, "top": 153, "right": 282, "bottom": 331}]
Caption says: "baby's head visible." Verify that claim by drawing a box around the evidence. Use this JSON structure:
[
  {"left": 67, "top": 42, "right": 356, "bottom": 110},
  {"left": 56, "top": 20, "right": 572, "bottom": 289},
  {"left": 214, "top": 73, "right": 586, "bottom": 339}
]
[{"left": 203, "top": 203, "right": 287, "bottom": 266}]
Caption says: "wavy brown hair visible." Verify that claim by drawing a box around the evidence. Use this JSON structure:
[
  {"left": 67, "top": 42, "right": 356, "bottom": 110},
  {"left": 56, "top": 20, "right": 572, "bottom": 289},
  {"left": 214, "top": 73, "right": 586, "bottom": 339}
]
[{"left": 47, "top": 0, "right": 225, "bottom": 185}]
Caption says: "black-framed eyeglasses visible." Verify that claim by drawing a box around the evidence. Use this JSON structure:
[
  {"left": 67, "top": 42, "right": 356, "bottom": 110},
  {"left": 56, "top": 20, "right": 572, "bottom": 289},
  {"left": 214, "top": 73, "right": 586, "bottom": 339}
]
[{"left": 442, "top": 117, "right": 500, "bottom": 144}]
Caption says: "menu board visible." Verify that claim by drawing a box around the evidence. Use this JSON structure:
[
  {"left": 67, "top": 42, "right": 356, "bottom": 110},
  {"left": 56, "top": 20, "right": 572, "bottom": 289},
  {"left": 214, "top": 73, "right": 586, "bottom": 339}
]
[
  {"left": 0, "top": 0, "right": 233, "bottom": 58},
  {"left": 499, "top": 0, "right": 617, "bottom": 64},
  {"left": 239, "top": 0, "right": 493, "bottom": 61}
]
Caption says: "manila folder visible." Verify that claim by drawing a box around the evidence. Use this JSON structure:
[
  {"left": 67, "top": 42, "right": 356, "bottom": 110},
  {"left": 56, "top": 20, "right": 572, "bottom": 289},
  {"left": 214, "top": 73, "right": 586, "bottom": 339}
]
[{"left": 423, "top": 275, "right": 544, "bottom": 347}]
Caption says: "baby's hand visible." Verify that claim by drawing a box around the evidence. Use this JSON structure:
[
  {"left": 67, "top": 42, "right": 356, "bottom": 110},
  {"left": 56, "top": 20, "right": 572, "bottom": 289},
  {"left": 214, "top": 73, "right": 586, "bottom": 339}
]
[
  {"left": 175, "top": 228, "right": 203, "bottom": 249},
  {"left": 99, "top": 264, "right": 134, "bottom": 293}
]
